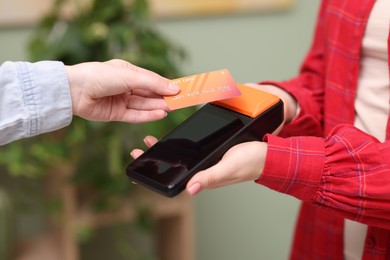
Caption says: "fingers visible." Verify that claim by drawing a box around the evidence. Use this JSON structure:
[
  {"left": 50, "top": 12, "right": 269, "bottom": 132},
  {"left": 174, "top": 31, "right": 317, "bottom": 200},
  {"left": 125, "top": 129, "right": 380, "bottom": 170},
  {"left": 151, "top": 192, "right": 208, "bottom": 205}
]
[
  {"left": 186, "top": 142, "right": 268, "bottom": 196},
  {"left": 102, "top": 92, "right": 172, "bottom": 123},
  {"left": 130, "top": 149, "right": 144, "bottom": 159},
  {"left": 131, "top": 88, "right": 163, "bottom": 99},
  {"left": 130, "top": 136, "right": 158, "bottom": 159},
  {"left": 186, "top": 163, "right": 228, "bottom": 196},
  {"left": 125, "top": 94, "right": 171, "bottom": 111},
  {"left": 67, "top": 60, "right": 179, "bottom": 123},
  {"left": 106, "top": 59, "right": 180, "bottom": 96},
  {"left": 187, "top": 182, "right": 202, "bottom": 196},
  {"left": 121, "top": 109, "right": 168, "bottom": 123},
  {"left": 143, "top": 135, "right": 158, "bottom": 147}
]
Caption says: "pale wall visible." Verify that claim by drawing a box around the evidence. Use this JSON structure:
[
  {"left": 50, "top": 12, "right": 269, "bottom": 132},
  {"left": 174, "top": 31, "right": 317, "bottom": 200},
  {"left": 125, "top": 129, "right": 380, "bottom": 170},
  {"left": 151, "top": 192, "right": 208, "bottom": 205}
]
[
  {"left": 0, "top": 0, "right": 320, "bottom": 259},
  {"left": 155, "top": 1, "right": 320, "bottom": 259}
]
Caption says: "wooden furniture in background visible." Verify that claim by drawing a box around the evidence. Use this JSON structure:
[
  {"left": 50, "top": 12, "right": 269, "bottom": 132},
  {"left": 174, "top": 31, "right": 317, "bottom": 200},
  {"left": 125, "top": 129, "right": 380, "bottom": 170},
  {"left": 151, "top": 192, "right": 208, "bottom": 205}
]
[{"left": 16, "top": 165, "right": 195, "bottom": 260}]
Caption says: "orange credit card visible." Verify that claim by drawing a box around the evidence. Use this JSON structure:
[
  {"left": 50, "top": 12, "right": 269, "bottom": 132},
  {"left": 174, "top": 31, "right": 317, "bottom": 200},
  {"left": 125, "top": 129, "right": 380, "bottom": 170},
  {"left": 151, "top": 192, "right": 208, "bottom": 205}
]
[{"left": 165, "top": 69, "right": 241, "bottom": 110}]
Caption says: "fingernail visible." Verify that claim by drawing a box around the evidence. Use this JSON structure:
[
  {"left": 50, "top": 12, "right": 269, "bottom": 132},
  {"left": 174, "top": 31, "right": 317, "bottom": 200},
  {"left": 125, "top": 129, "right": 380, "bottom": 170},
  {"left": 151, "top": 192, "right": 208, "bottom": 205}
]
[
  {"left": 187, "top": 182, "right": 201, "bottom": 196},
  {"left": 168, "top": 83, "right": 180, "bottom": 92},
  {"left": 143, "top": 137, "right": 151, "bottom": 146}
]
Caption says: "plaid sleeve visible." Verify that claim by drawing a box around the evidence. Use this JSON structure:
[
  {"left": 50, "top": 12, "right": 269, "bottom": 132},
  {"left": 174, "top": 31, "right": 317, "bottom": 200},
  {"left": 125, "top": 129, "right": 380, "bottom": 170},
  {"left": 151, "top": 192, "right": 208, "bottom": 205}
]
[{"left": 257, "top": 124, "right": 390, "bottom": 228}]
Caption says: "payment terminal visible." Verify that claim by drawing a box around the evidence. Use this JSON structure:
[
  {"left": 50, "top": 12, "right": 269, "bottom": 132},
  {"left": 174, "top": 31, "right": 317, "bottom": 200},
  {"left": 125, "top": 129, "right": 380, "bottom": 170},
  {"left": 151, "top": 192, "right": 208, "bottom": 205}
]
[{"left": 126, "top": 84, "right": 284, "bottom": 197}]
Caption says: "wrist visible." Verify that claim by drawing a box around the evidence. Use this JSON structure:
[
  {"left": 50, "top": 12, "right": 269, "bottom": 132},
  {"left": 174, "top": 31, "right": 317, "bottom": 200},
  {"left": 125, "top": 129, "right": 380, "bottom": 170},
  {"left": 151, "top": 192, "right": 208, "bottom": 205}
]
[
  {"left": 283, "top": 92, "right": 299, "bottom": 123},
  {"left": 257, "top": 84, "right": 298, "bottom": 123},
  {"left": 255, "top": 141, "right": 268, "bottom": 181},
  {"left": 65, "top": 65, "right": 83, "bottom": 116}
]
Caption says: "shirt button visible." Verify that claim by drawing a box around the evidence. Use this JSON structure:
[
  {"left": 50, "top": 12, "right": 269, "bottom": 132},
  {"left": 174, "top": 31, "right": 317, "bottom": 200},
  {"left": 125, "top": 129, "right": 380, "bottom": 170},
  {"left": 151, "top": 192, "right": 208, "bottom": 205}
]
[{"left": 366, "top": 237, "right": 375, "bottom": 248}]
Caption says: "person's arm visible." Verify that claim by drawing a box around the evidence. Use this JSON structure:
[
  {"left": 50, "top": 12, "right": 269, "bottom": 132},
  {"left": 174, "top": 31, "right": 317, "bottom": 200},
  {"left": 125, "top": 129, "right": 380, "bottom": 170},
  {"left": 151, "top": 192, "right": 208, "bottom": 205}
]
[
  {"left": 258, "top": 0, "right": 329, "bottom": 138},
  {"left": 65, "top": 59, "right": 179, "bottom": 123},
  {"left": 180, "top": 123, "right": 390, "bottom": 230},
  {"left": 0, "top": 61, "right": 72, "bottom": 145},
  {"left": 0, "top": 59, "right": 179, "bottom": 146},
  {"left": 183, "top": 1, "right": 331, "bottom": 194},
  {"left": 183, "top": 0, "right": 390, "bottom": 229},
  {"left": 260, "top": 125, "right": 390, "bottom": 230}
]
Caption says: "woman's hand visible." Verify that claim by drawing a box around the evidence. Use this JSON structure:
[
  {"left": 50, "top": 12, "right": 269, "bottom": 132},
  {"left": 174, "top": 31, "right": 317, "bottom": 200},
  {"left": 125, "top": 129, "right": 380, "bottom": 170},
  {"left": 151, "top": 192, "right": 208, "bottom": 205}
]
[
  {"left": 245, "top": 83, "right": 298, "bottom": 124},
  {"left": 185, "top": 141, "right": 268, "bottom": 196},
  {"left": 130, "top": 136, "right": 268, "bottom": 197},
  {"left": 66, "top": 59, "right": 180, "bottom": 123}
]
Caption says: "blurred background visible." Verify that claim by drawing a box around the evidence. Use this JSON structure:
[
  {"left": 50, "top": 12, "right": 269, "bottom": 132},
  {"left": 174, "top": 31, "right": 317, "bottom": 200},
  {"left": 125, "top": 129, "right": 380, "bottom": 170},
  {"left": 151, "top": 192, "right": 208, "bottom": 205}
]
[{"left": 0, "top": 0, "right": 320, "bottom": 259}]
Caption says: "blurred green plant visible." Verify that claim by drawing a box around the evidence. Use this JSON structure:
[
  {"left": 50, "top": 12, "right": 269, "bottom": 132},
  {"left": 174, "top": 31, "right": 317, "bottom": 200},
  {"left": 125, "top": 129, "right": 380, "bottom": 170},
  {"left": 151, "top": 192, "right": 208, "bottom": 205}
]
[
  {"left": 0, "top": 0, "right": 195, "bottom": 253},
  {"left": 29, "top": 0, "right": 185, "bottom": 77}
]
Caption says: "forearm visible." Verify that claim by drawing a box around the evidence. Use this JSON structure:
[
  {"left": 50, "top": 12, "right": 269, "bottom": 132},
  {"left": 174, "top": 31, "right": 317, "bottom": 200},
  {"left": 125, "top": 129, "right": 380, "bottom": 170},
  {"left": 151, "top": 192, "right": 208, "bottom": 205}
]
[
  {"left": 259, "top": 124, "right": 390, "bottom": 229},
  {"left": 258, "top": 0, "right": 327, "bottom": 137},
  {"left": 0, "top": 61, "right": 73, "bottom": 145}
]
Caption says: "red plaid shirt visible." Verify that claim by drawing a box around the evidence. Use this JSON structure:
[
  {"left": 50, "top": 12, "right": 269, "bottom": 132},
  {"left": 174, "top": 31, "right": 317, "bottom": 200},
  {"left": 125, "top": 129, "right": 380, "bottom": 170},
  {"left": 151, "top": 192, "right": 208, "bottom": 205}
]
[{"left": 256, "top": 0, "right": 390, "bottom": 259}]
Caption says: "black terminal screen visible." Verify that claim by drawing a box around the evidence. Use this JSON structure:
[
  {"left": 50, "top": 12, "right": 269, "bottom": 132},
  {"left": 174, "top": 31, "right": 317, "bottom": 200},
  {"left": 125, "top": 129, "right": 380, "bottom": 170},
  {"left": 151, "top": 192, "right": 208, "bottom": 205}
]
[{"left": 127, "top": 105, "right": 249, "bottom": 188}]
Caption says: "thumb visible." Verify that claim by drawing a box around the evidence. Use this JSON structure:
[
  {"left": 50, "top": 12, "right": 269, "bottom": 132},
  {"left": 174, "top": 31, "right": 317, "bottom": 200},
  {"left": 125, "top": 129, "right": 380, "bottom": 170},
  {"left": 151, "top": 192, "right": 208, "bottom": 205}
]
[
  {"left": 186, "top": 164, "right": 224, "bottom": 196},
  {"left": 107, "top": 59, "right": 180, "bottom": 96}
]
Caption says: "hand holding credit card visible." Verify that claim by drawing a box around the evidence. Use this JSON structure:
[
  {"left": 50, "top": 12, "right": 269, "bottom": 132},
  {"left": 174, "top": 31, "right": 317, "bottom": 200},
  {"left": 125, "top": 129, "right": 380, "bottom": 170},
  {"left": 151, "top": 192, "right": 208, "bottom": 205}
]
[{"left": 164, "top": 69, "right": 241, "bottom": 110}]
